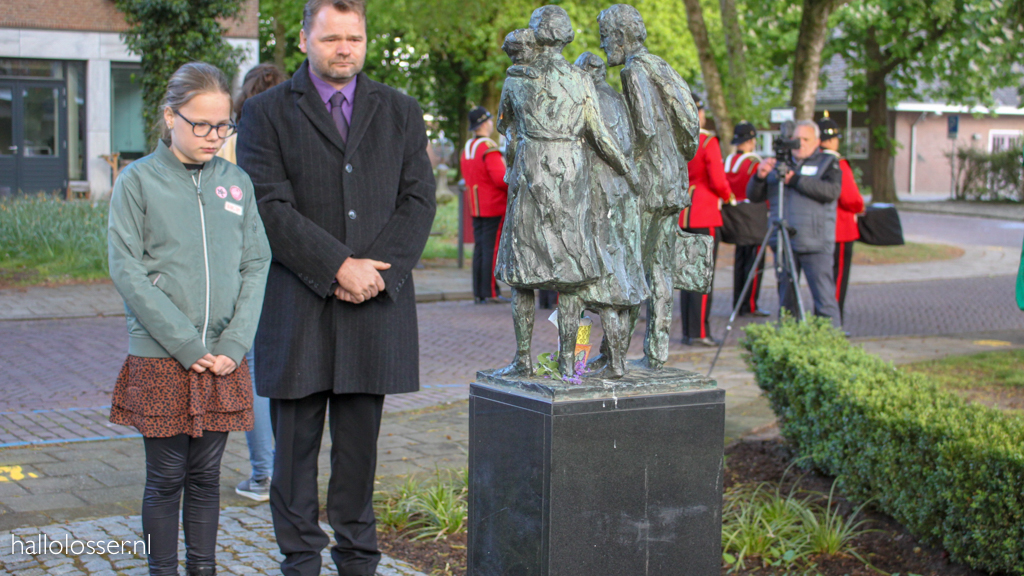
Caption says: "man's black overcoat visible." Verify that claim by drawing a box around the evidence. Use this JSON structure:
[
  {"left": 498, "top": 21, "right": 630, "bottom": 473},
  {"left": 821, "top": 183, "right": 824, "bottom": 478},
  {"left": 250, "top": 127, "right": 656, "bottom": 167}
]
[{"left": 237, "top": 61, "right": 436, "bottom": 399}]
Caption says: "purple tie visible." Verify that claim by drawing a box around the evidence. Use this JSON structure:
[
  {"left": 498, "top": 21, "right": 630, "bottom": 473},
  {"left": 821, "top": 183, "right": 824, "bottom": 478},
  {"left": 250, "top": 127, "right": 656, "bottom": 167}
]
[{"left": 330, "top": 92, "right": 348, "bottom": 143}]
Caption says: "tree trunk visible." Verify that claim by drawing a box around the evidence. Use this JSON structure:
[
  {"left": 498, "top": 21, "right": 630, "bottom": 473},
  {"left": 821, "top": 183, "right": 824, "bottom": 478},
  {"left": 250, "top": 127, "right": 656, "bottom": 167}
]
[
  {"left": 790, "top": 0, "right": 848, "bottom": 120},
  {"left": 480, "top": 75, "right": 502, "bottom": 140},
  {"left": 719, "top": 0, "right": 750, "bottom": 123},
  {"left": 864, "top": 31, "right": 897, "bottom": 203},
  {"left": 681, "top": 0, "right": 732, "bottom": 154},
  {"left": 273, "top": 9, "right": 287, "bottom": 72}
]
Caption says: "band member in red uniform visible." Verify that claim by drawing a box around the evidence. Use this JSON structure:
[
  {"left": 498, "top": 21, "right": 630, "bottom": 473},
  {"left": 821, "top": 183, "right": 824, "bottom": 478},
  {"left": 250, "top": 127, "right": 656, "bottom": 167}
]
[
  {"left": 460, "top": 106, "right": 510, "bottom": 304},
  {"left": 818, "top": 113, "right": 864, "bottom": 321},
  {"left": 724, "top": 121, "right": 769, "bottom": 317},
  {"left": 679, "top": 96, "right": 732, "bottom": 346}
]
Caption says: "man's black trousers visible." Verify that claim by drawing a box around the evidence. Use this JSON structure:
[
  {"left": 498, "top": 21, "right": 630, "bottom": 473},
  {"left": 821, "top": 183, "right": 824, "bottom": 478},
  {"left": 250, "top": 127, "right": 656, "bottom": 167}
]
[
  {"left": 270, "top": 391, "right": 385, "bottom": 576},
  {"left": 833, "top": 240, "right": 854, "bottom": 320},
  {"left": 732, "top": 244, "right": 766, "bottom": 315},
  {"left": 680, "top": 227, "right": 720, "bottom": 340},
  {"left": 471, "top": 216, "right": 503, "bottom": 300}
]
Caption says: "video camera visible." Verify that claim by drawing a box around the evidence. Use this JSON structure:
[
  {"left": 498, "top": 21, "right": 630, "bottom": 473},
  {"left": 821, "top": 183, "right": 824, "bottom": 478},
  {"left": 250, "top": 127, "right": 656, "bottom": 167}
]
[{"left": 772, "top": 120, "right": 799, "bottom": 172}]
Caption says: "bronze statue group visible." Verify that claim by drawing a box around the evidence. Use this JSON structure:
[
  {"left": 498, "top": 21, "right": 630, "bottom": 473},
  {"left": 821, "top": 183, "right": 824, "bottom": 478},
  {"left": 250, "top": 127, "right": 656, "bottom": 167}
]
[{"left": 493, "top": 4, "right": 703, "bottom": 379}]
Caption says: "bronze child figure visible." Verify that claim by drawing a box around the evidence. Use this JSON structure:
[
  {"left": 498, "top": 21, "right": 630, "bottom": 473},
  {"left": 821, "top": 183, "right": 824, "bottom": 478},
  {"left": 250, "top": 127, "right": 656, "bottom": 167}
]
[{"left": 573, "top": 51, "right": 648, "bottom": 378}]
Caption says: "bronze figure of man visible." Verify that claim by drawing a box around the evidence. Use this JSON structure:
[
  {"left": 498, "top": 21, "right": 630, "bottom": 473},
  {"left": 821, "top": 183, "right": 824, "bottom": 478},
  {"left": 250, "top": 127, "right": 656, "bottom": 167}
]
[{"left": 598, "top": 3, "right": 700, "bottom": 369}]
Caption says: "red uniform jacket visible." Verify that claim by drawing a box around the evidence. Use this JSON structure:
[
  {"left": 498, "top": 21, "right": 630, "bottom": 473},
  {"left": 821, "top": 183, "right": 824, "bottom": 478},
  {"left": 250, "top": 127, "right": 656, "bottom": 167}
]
[
  {"left": 460, "top": 137, "right": 508, "bottom": 218},
  {"left": 681, "top": 131, "right": 732, "bottom": 228},
  {"left": 724, "top": 152, "right": 762, "bottom": 201},
  {"left": 824, "top": 150, "right": 865, "bottom": 242}
]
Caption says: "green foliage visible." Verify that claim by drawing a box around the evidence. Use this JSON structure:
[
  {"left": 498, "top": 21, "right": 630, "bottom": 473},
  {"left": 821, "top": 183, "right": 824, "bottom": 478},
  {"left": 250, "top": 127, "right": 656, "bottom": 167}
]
[
  {"left": 948, "top": 145, "right": 1024, "bottom": 201},
  {"left": 0, "top": 195, "right": 109, "bottom": 283},
  {"left": 374, "top": 469, "right": 468, "bottom": 540},
  {"left": 722, "top": 478, "right": 871, "bottom": 571},
  {"left": 113, "top": 0, "right": 246, "bottom": 147},
  {"left": 743, "top": 317, "right": 1024, "bottom": 575},
  {"left": 832, "top": 0, "right": 1024, "bottom": 128}
]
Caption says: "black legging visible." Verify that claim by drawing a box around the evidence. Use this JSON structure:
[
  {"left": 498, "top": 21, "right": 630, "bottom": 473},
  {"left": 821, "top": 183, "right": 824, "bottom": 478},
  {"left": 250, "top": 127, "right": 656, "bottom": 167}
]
[{"left": 143, "top": 432, "right": 229, "bottom": 575}]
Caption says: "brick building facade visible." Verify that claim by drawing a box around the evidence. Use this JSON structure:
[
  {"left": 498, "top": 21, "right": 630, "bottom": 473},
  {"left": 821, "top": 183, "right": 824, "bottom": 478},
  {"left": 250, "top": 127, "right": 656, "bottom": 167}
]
[{"left": 0, "top": 0, "right": 259, "bottom": 198}]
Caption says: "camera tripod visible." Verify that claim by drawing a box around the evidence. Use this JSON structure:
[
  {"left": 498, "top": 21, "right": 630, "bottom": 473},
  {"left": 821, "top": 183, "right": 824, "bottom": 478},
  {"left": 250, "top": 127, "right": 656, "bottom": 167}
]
[{"left": 706, "top": 162, "right": 806, "bottom": 377}]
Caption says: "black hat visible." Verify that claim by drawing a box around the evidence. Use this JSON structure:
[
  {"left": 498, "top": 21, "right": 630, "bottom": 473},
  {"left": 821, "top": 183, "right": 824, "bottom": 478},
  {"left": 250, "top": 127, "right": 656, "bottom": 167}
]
[
  {"left": 817, "top": 111, "right": 840, "bottom": 141},
  {"left": 469, "top": 106, "right": 492, "bottom": 131},
  {"left": 693, "top": 94, "right": 705, "bottom": 110},
  {"left": 731, "top": 121, "right": 757, "bottom": 145}
]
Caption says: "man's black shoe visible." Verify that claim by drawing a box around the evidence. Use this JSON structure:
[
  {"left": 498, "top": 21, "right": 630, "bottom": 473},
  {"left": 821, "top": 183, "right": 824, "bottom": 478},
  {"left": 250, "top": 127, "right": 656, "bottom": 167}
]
[{"left": 475, "top": 297, "right": 487, "bottom": 305}]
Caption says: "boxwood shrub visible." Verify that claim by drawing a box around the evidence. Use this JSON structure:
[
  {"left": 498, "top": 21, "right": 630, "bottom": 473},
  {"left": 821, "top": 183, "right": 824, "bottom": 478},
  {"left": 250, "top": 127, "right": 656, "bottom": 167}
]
[{"left": 743, "top": 318, "right": 1024, "bottom": 575}]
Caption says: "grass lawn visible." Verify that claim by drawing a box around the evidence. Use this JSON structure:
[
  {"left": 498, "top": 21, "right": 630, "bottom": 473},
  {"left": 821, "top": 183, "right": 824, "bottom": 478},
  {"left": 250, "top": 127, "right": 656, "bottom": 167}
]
[
  {"left": 0, "top": 195, "right": 471, "bottom": 288},
  {"left": 901, "top": 348, "right": 1024, "bottom": 411},
  {"left": 0, "top": 195, "right": 109, "bottom": 287},
  {"left": 852, "top": 241, "right": 963, "bottom": 265},
  {"left": 421, "top": 199, "right": 472, "bottom": 263}
]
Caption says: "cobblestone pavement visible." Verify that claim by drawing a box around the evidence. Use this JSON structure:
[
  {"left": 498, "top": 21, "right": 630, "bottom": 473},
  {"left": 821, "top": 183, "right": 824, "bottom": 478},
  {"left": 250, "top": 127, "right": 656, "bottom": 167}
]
[
  {"left": 0, "top": 505, "right": 426, "bottom": 576},
  {"left": 0, "top": 402, "right": 470, "bottom": 532}
]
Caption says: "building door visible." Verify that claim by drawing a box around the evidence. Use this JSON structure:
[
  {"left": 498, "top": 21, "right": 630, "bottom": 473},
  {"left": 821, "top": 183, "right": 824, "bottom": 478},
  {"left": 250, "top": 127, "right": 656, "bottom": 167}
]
[{"left": 0, "top": 79, "right": 68, "bottom": 196}]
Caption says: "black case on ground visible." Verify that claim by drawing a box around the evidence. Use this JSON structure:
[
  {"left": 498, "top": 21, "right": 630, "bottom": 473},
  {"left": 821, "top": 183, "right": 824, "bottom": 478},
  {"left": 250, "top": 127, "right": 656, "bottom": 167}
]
[
  {"left": 721, "top": 202, "right": 769, "bottom": 246},
  {"left": 857, "top": 205, "right": 905, "bottom": 246}
]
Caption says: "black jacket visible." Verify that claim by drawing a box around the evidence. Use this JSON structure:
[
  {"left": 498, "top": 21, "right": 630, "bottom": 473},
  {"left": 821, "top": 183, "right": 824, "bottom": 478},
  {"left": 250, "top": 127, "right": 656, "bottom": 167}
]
[
  {"left": 747, "top": 149, "right": 841, "bottom": 254},
  {"left": 237, "top": 61, "right": 436, "bottom": 399}
]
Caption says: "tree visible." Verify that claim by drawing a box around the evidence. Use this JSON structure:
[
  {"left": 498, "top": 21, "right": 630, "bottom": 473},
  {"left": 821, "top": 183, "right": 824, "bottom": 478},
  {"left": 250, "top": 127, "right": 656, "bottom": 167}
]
[
  {"left": 114, "top": 0, "right": 247, "bottom": 147},
  {"left": 789, "top": 0, "right": 851, "bottom": 120},
  {"left": 679, "top": 0, "right": 804, "bottom": 150},
  {"left": 682, "top": 0, "right": 735, "bottom": 149},
  {"left": 832, "top": 0, "right": 1024, "bottom": 202}
]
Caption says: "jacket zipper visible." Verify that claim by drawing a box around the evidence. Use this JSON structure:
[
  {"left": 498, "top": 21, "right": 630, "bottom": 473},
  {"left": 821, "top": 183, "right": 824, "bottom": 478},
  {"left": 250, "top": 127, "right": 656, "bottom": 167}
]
[{"left": 191, "top": 170, "right": 211, "bottom": 348}]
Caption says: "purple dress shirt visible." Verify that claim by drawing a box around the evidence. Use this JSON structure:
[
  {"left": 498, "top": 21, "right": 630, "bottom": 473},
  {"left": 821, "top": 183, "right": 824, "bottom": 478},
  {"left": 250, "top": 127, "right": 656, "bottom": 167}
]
[{"left": 309, "top": 67, "right": 356, "bottom": 127}]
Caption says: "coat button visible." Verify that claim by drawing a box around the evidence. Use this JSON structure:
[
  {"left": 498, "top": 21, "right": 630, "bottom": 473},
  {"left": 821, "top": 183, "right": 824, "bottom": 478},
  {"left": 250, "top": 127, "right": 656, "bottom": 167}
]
[
  {"left": 345, "top": 164, "right": 353, "bottom": 173},
  {"left": 348, "top": 210, "right": 357, "bottom": 220}
]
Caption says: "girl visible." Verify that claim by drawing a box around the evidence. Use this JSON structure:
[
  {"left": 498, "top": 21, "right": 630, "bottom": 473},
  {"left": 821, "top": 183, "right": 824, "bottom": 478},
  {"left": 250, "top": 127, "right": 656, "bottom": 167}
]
[{"left": 107, "top": 62, "right": 271, "bottom": 576}]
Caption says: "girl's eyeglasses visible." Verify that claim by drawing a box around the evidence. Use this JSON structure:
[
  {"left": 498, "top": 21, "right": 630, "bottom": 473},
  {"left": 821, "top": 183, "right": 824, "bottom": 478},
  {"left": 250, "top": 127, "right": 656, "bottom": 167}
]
[{"left": 175, "top": 110, "right": 236, "bottom": 138}]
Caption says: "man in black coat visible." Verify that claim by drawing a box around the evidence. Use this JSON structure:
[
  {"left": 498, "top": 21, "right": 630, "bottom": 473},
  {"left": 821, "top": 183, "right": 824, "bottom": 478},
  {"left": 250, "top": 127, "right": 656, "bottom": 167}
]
[{"left": 235, "top": 1, "right": 436, "bottom": 574}]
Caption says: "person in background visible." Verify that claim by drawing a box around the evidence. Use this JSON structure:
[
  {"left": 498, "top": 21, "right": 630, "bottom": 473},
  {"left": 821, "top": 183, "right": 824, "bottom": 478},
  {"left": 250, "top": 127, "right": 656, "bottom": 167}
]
[
  {"left": 218, "top": 63, "right": 287, "bottom": 165},
  {"left": 818, "top": 113, "right": 864, "bottom": 322},
  {"left": 679, "top": 95, "right": 732, "bottom": 346},
  {"left": 724, "top": 121, "right": 769, "bottom": 317},
  {"left": 748, "top": 120, "right": 843, "bottom": 326},
  {"left": 216, "top": 62, "right": 288, "bottom": 502},
  {"left": 460, "top": 106, "right": 509, "bottom": 304},
  {"left": 107, "top": 62, "right": 271, "bottom": 576}
]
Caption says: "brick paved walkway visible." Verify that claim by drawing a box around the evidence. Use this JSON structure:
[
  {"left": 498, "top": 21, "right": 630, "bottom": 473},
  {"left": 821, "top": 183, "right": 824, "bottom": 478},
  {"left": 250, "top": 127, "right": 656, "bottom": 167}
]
[
  {"left": 2, "top": 273, "right": 1023, "bottom": 445},
  {"left": 0, "top": 506, "right": 426, "bottom": 576}
]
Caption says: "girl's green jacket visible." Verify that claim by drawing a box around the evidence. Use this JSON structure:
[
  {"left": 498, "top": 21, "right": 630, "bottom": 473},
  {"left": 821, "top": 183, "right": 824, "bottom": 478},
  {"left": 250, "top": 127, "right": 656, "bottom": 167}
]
[{"left": 108, "top": 141, "right": 271, "bottom": 369}]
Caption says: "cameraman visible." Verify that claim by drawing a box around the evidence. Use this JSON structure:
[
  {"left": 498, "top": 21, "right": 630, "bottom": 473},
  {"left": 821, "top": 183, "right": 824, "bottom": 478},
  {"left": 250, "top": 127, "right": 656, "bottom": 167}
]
[{"left": 747, "top": 120, "right": 843, "bottom": 326}]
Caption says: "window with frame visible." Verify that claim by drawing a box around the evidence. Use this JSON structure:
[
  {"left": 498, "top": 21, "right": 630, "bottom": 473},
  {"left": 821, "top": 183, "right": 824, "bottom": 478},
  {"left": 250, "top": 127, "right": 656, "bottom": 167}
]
[{"left": 989, "top": 130, "right": 1023, "bottom": 153}]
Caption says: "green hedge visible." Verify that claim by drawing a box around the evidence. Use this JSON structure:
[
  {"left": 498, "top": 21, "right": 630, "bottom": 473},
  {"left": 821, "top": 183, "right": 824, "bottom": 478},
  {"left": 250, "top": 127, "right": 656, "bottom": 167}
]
[{"left": 743, "top": 318, "right": 1024, "bottom": 575}]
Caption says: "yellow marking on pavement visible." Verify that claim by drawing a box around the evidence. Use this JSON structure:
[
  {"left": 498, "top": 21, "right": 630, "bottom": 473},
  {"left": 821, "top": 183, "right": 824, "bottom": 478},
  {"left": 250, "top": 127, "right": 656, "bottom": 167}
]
[
  {"left": 0, "top": 466, "right": 31, "bottom": 481},
  {"left": 973, "top": 340, "right": 1012, "bottom": 347}
]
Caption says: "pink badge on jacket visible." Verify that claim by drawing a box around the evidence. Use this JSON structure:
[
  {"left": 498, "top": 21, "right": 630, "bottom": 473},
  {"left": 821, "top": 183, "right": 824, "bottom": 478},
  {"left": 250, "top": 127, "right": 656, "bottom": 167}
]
[
  {"left": 230, "top": 186, "right": 243, "bottom": 201},
  {"left": 216, "top": 186, "right": 228, "bottom": 199}
]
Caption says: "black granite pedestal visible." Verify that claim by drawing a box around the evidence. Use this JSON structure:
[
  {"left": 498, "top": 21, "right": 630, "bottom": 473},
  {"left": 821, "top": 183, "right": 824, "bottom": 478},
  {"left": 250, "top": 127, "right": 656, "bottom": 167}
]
[{"left": 468, "top": 365, "right": 725, "bottom": 576}]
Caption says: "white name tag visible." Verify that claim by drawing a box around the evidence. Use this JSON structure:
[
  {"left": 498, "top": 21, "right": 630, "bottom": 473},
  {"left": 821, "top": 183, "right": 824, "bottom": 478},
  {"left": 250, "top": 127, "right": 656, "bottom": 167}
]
[
  {"left": 225, "top": 202, "right": 243, "bottom": 216},
  {"left": 800, "top": 165, "right": 819, "bottom": 176}
]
